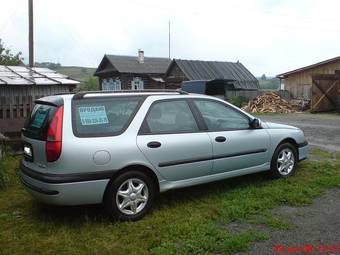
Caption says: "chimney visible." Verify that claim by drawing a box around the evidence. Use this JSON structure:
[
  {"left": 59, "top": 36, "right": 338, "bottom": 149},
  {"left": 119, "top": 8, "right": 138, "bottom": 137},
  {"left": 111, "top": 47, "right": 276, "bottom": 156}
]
[{"left": 138, "top": 49, "right": 144, "bottom": 64}]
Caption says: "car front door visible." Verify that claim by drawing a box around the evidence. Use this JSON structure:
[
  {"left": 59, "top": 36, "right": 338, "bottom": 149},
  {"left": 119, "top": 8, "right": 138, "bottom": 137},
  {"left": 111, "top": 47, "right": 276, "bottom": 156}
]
[
  {"left": 137, "top": 99, "right": 213, "bottom": 181},
  {"left": 192, "top": 99, "right": 270, "bottom": 174}
]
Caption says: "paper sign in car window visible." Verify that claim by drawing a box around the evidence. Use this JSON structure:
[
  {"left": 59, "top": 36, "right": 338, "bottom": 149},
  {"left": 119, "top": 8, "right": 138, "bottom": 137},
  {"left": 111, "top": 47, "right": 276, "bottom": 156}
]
[
  {"left": 79, "top": 106, "right": 109, "bottom": 125},
  {"left": 31, "top": 109, "right": 48, "bottom": 128}
]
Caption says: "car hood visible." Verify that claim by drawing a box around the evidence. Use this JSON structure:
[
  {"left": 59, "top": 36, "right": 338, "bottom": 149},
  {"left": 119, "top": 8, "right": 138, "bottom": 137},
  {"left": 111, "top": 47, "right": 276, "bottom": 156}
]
[{"left": 263, "top": 121, "right": 299, "bottom": 130}]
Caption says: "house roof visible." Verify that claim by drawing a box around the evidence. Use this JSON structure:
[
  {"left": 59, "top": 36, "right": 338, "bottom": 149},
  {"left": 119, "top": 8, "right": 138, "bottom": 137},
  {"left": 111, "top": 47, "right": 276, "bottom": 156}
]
[
  {"left": 165, "top": 59, "right": 259, "bottom": 90},
  {"left": 277, "top": 56, "right": 340, "bottom": 78},
  {"left": 94, "top": 54, "right": 171, "bottom": 75},
  {"left": 0, "top": 65, "right": 79, "bottom": 86}
]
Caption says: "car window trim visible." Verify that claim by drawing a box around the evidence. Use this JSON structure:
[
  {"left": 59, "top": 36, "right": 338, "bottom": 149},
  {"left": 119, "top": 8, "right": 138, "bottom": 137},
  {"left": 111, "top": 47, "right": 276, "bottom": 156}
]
[
  {"left": 138, "top": 98, "right": 205, "bottom": 135},
  {"left": 190, "top": 98, "right": 256, "bottom": 132},
  {"left": 72, "top": 96, "right": 146, "bottom": 138}
]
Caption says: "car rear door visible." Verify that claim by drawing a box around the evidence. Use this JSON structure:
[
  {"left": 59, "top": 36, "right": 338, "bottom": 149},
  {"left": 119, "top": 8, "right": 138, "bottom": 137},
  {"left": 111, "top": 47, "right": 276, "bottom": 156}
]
[
  {"left": 192, "top": 99, "right": 270, "bottom": 174},
  {"left": 137, "top": 99, "right": 213, "bottom": 181}
]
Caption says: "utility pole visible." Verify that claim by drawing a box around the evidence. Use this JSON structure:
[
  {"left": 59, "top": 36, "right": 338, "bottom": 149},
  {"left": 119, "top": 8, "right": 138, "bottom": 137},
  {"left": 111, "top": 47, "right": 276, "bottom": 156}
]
[
  {"left": 28, "top": 0, "right": 34, "bottom": 67},
  {"left": 168, "top": 20, "right": 171, "bottom": 59}
]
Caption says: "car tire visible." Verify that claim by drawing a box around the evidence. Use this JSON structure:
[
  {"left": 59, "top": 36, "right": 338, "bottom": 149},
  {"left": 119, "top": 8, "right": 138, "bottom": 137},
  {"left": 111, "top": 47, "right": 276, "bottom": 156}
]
[
  {"left": 104, "top": 170, "right": 155, "bottom": 221},
  {"left": 270, "top": 143, "right": 298, "bottom": 178}
]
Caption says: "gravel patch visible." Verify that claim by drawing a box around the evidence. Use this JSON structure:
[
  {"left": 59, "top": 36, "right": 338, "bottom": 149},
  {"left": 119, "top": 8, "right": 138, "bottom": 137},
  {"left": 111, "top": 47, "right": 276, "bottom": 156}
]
[{"left": 230, "top": 188, "right": 340, "bottom": 255}]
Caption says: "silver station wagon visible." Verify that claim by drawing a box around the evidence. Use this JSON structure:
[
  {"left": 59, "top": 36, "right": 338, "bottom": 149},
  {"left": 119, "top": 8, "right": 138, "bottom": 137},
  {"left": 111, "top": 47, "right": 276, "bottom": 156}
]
[{"left": 21, "top": 90, "right": 308, "bottom": 221}]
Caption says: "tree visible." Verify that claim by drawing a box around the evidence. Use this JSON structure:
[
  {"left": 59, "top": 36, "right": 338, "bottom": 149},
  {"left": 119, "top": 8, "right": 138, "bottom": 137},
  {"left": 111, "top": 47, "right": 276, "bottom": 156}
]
[
  {"left": 261, "top": 74, "right": 267, "bottom": 81},
  {"left": 0, "top": 39, "right": 23, "bottom": 65},
  {"left": 78, "top": 76, "right": 99, "bottom": 91}
]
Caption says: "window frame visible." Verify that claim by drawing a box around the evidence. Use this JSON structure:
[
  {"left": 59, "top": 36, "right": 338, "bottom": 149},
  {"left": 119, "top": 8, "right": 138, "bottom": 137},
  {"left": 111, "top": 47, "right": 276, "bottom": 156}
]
[
  {"left": 72, "top": 96, "right": 146, "bottom": 138},
  {"left": 190, "top": 98, "right": 255, "bottom": 132},
  {"left": 138, "top": 98, "right": 206, "bottom": 135}
]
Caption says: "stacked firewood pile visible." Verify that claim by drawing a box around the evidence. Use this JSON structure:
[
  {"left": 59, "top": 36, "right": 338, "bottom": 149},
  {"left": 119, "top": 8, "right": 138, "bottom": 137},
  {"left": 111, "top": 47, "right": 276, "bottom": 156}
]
[{"left": 242, "top": 92, "right": 294, "bottom": 113}]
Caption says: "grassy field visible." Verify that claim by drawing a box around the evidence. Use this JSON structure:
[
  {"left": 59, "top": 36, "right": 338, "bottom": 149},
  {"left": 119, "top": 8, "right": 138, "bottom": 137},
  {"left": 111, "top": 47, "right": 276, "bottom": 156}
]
[
  {"left": 0, "top": 148, "right": 339, "bottom": 255},
  {"left": 54, "top": 66, "right": 96, "bottom": 81}
]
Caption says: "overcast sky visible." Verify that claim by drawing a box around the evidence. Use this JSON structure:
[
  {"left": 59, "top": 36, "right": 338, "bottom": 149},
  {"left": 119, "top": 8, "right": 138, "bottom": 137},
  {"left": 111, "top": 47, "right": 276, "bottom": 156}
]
[{"left": 1, "top": 0, "right": 340, "bottom": 76}]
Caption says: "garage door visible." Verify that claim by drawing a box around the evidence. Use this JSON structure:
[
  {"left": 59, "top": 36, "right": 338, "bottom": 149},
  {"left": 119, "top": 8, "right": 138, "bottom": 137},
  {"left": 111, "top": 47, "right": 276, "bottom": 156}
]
[{"left": 311, "top": 74, "right": 339, "bottom": 113}]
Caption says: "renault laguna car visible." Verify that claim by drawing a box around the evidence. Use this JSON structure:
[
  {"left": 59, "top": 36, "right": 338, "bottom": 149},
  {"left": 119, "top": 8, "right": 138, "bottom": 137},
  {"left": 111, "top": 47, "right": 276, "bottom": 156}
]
[{"left": 20, "top": 90, "right": 308, "bottom": 221}]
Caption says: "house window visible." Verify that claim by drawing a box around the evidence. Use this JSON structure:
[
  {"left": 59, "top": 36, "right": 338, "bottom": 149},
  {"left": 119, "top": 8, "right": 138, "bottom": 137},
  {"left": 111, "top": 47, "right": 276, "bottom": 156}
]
[
  {"left": 131, "top": 77, "right": 144, "bottom": 90},
  {"left": 102, "top": 78, "right": 121, "bottom": 91}
]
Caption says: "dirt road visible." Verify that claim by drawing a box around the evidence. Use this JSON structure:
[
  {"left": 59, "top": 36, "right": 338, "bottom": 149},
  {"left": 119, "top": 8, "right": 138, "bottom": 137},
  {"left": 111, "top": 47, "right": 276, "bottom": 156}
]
[{"left": 259, "top": 113, "right": 340, "bottom": 152}]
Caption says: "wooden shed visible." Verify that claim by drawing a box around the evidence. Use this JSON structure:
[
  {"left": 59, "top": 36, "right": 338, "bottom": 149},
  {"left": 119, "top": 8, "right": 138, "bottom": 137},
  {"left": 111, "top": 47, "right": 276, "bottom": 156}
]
[
  {"left": 164, "top": 59, "right": 260, "bottom": 99},
  {"left": 277, "top": 57, "right": 340, "bottom": 112},
  {"left": 94, "top": 50, "right": 171, "bottom": 91},
  {"left": 0, "top": 65, "right": 79, "bottom": 135}
]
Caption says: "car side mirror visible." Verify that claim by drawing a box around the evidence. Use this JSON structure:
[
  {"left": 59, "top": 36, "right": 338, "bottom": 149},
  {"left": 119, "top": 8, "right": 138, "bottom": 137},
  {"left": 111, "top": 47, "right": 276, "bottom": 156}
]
[{"left": 250, "top": 118, "right": 261, "bottom": 129}]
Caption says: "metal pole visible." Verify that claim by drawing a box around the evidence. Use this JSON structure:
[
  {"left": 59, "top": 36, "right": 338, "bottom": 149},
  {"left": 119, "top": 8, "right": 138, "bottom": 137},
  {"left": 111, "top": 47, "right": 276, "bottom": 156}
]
[
  {"left": 168, "top": 20, "right": 170, "bottom": 59},
  {"left": 28, "top": 0, "right": 34, "bottom": 67}
]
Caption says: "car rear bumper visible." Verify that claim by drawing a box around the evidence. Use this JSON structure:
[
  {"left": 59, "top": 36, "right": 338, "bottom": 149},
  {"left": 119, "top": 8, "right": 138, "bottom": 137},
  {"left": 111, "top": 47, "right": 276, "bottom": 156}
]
[
  {"left": 20, "top": 163, "right": 110, "bottom": 206},
  {"left": 298, "top": 142, "right": 308, "bottom": 161}
]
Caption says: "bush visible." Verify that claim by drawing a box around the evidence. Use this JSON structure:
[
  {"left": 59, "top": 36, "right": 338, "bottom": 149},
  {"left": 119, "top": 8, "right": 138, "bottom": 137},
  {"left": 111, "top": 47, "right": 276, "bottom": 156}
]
[
  {"left": 228, "top": 96, "right": 248, "bottom": 108},
  {"left": 78, "top": 76, "right": 99, "bottom": 91}
]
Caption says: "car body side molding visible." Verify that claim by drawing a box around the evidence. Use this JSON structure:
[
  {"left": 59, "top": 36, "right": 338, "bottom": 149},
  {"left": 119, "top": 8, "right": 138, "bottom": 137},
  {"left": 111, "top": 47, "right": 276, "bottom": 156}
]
[{"left": 159, "top": 148, "right": 267, "bottom": 167}]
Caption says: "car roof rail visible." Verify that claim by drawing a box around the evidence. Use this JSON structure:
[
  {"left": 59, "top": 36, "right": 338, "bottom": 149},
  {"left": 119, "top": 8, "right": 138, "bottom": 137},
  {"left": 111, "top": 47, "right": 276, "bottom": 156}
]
[
  {"left": 72, "top": 89, "right": 188, "bottom": 100},
  {"left": 53, "top": 92, "right": 77, "bottom": 96}
]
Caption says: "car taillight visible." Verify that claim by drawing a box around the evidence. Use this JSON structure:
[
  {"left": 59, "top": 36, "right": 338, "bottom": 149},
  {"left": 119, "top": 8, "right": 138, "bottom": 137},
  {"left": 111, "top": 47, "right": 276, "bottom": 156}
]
[{"left": 46, "top": 106, "right": 63, "bottom": 162}]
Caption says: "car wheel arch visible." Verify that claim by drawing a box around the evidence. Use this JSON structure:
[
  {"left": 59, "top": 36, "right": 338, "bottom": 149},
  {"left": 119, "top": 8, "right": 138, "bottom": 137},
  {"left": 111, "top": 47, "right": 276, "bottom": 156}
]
[
  {"left": 277, "top": 138, "right": 299, "bottom": 157},
  {"left": 102, "top": 164, "right": 160, "bottom": 203}
]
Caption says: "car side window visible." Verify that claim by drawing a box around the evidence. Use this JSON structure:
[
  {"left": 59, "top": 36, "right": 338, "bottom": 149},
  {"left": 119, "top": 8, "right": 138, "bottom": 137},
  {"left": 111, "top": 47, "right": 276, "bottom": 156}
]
[
  {"left": 194, "top": 99, "right": 250, "bottom": 131},
  {"left": 145, "top": 100, "right": 198, "bottom": 134}
]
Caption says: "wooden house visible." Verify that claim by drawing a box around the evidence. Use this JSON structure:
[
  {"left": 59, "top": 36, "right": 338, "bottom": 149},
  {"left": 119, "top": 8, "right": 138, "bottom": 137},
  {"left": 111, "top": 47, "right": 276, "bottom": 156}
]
[
  {"left": 94, "top": 50, "right": 171, "bottom": 91},
  {"left": 277, "top": 56, "right": 340, "bottom": 112},
  {"left": 164, "top": 59, "right": 260, "bottom": 98},
  {"left": 0, "top": 65, "right": 79, "bottom": 135}
]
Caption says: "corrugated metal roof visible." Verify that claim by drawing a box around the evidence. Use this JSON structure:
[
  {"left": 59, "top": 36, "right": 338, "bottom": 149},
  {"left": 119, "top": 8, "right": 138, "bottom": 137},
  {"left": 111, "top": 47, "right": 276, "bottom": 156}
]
[
  {"left": 95, "top": 55, "right": 171, "bottom": 75},
  {"left": 0, "top": 65, "right": 80, "bottom": 86},
  {"left": 167, "top": 59, "right": 259, "bottom": 90},
  {"left": 277, "top": 56, "right": 340, "bottom": 78}
]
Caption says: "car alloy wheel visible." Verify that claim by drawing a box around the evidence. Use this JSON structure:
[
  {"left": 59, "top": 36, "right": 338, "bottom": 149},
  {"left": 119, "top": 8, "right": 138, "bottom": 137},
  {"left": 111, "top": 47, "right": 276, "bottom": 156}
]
[
  {"left": 115, "top": 178, "right": 149, "bottom": 215},
  {"left": 277, "top": 148, "right": 295, "bottom": 176},
  {"left": 104, "top": 170, "right": 155, "bottom": 221}
]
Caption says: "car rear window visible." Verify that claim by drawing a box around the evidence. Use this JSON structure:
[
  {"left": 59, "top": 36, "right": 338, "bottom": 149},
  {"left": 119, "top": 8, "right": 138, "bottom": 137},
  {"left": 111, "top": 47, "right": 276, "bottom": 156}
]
[
  {"left": 72, "top": 97, "right": 143, "bottom": 137},
  {"left": 23, "top": 104, "right": 57, "bottom": 140}
]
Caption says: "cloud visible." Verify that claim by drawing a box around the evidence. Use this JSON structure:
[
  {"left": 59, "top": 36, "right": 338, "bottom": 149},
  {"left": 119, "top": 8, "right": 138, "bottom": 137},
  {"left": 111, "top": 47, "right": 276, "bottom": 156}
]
[{"left": 1, "top": 0, "right": 340, "bottom": 76}]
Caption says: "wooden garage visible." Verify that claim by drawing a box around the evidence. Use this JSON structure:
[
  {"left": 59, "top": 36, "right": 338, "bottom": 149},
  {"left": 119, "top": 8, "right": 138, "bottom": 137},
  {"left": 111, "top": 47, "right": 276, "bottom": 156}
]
[{"left": 277, "top": 56, "right": 340, "bottom": 112}]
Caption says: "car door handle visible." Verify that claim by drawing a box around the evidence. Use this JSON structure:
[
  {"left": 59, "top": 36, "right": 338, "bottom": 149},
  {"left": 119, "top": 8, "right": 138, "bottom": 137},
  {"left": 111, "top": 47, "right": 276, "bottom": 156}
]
[
  {"left": 215, "top": 136, "right": 226, "bottom": 143},
  {"left": 147, "top": 141, "right": 161, "bottom": 148}
]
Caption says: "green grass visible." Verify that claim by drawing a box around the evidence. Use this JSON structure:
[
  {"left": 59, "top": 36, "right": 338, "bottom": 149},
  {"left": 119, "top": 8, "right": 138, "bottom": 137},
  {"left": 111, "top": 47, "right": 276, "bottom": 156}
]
[
  {"left": 0, "top": 155, "right": 19, "bottom": 189},
  {"left": 0, "top": 149, "right": 339, "bottom": 255}
]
